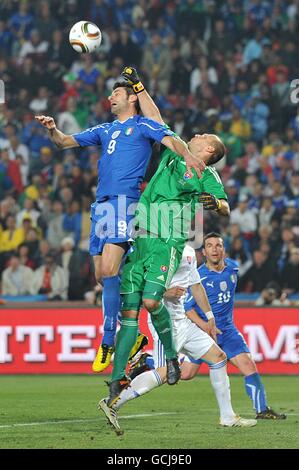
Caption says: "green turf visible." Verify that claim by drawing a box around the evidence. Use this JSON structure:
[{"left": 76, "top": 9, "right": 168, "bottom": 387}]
[{"left": 0, "top": 375, "right": 298, "bottom": 449}]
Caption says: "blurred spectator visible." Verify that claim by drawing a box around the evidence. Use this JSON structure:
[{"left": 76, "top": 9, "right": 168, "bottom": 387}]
[
  {"left": 1, "top": 252, "right": 33, "bottom": 296},
  {"left": 228, "top": 237, "right": 252, "bottom": 277},
  {"left": 242, "top": 90, "right": 270, "bottom": 142},
  {"left": 59, "top": 236, "right": 92, "bottom": 300},
  {"left": 280, "top": 247, "right": 299, "bottom": 294},
  {"left": 230, "top": 194, "right": 257, "bottom": 242},
  {"left": 285, "top": 172, "right": 299, "bottom": 200},
  {"left": 243, "top": 30, "right": 264, "bottom": 66},
  {"left": 141, "top": 33, "right": 172, "bottom": 95},
  {"left": 31, "top": 251, "right": 67, "bottom": 300},
  {"left": 258, "top": 197, "right": 275, "bottom": 227},
  {"left": 24, "top": 227, "right": 40, "bottom": 263},
  {"left": 110, "top": 25, "right": 141, "bottom": 67},
  {"left": 57, "top": 96, "right": 82, "bottom": 134},
  {"left": 230, "top": 107, "right": 251, "bottom": 140},
  {"left": 9, "top": 1, "right": 34, "bottom": 39},
  {"left": 78, "top": 54, "right": 101, "bottom": 86},
  {"left": 0, "top": 148, "right": 23, "bottom": 195},
  {"left": 35, "top": 1, "right": 60, "bottom": 42},
  {"left": 0, "top": 214, "right": 24, "bottom": 254},
  {"left": 16, "top": 198, "right": 40, "bottom": 227},
  {"left": 18, "top": 243, "right": 36, "bottom": 270},
  {"left": 8, "top": 135, "right": 30, "bottom": 186},
  {"left": 29, "top": 86, "right": 49, "bottom": 114},
  {"left": 255, "top": 281, "right": 291, "bottom": 306},
  {"left": 18, "top": 28, "right": 49, "bottom": 64},
  {"left": 47, "top": 200, "right": 69, "bottom": 249},
  {"left": 219, "top": 119, "right": 243, "bottom": 164},
  {"left": 240, "top": 250, "right": 277, "bottom": 292},
  {"left": 208, "top": 18, "right": 234, "bottom": 55},
  {"left": 63, "top": 199, "right": 82, "bottom": 246},
  {"left": 190, "top": 55, "right": 218, "bottom": 95}
]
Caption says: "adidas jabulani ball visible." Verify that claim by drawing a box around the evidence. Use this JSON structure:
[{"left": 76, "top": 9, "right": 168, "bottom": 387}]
[{"left": 69, "top": 21, "right": 102, "bottom": 53}]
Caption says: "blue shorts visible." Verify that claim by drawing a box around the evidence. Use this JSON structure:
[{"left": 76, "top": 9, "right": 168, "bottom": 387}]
[
  {"left": 89, "top": 196, "right": 138, "bottom": 256},
  {"left": 186, "top": 326, "right": 250, "bottom": 365}
]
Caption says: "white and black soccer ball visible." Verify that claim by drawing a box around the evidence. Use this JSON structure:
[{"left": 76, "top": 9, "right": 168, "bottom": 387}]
[{"left": 69, "top": 21, "right": 102, "bottom": 53}]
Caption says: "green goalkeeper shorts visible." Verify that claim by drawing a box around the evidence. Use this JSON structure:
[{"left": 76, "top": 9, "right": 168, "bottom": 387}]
[{"left": 120, "top": 235, "right": 185, "bottom": 312}]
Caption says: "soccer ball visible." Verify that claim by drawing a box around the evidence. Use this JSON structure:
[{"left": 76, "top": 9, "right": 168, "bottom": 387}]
[{"left": 69, "top": 21, "right": 102, "bottom": 53}]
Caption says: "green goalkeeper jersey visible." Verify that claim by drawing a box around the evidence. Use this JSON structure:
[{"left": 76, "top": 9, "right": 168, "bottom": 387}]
[{"left": 135, "top": 147, "right": 227, "bottom": 241}]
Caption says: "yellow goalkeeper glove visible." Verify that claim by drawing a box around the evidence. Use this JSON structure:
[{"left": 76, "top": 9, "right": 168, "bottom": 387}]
[{"left": 122, "top": 66, "right": 145, "bottom": 94}]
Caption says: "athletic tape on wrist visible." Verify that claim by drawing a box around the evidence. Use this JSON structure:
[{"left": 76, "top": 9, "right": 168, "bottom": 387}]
[
  {"left": 205, "top": 310, "right": 214, "bottom": 320},
  {"left": 133, "top": 82, "right": 145, "bottom": 93}
]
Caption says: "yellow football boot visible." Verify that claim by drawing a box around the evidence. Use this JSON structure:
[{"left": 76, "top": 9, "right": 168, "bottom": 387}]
[
  {"left": 92, "top": 344, "right": 114, "bottom": 373},
  {"left": 128, "top": 333, "right": 148, "bottom": 362}
]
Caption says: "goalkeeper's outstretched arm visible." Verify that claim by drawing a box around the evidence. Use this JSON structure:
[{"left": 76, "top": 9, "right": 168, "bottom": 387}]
[{"left": 121, "top": 66, "right": 164, "bottom": 124}]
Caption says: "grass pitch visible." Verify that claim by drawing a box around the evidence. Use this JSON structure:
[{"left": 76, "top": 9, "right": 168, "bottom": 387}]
[{"left": 0, "top": 375, "right": 298, "bottom": 449}]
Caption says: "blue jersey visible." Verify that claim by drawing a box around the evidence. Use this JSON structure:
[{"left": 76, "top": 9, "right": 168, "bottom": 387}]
[
  {"left": 73, "top": 115, "right": 173, "bottom": 202},
  {"left": 184, "top": 258, "right": 239, "bottom": 332}
]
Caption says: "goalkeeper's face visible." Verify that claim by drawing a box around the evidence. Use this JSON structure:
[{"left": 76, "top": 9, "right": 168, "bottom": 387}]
[{"left": 188, "top": 134, "right": 222, "bottom": 163}]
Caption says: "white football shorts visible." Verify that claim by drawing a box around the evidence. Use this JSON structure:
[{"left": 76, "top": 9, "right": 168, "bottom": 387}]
[{"left": 148, "top": 313, "right": 214, "bottom": 368}]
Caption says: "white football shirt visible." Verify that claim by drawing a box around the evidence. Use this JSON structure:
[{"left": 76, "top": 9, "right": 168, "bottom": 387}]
[{"left": 165, "top": 244, "right": 201, "bottom": 320}]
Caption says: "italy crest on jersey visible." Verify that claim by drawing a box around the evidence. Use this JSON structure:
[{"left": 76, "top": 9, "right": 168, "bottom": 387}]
[
  {"left": 125, "top": 127, "right": 134, "bottom": 136},
  {"left": 220, "top": 281, "right": 227, "bottom": 291}
]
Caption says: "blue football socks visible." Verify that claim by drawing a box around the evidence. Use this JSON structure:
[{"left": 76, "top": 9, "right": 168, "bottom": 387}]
[
  {"left": 245, "top": 372, "right": 267, "bottom": 413},
  {"left": 102, "top": 275, "right": 120, "bottom": 347}
]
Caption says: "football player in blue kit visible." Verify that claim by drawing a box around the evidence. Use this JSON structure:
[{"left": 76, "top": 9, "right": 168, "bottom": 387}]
[
  {"left": 183, "top": 232, "right": 286, "bottom": 420},
  {"left": 35, "top": 80, "right": 204, "bottom": 373}
]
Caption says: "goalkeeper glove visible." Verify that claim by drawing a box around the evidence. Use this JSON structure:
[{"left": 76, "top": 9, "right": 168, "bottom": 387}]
[
  {"left": 199, "top": 192, "right": 222, "bottom": 211},
  {"left": 122, "top": 66, "right": 145, "bottom": 94}
]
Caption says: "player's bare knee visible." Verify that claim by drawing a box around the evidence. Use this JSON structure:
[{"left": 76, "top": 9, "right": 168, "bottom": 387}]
[
  {"left": 217, "top": 350, "right": 227, "bottom": 362},
  {"left": 143, "top": 298, "right": 160, "bottom": 312},
  {"left": 242, "top": 360, "right": 256, "bottom": 375},
  {"left": 102, "top": 265, "right": 118, "bottom": 277}
]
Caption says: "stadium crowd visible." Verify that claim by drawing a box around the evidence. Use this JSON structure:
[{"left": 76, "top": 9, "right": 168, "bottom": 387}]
[{"left": 1, "top": 0, "right": 299, "bottom": 301}]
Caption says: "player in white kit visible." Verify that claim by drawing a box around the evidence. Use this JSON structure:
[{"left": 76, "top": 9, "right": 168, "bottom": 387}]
[{"left": 99, "top": 245, "right": 257, "bottom": 434}]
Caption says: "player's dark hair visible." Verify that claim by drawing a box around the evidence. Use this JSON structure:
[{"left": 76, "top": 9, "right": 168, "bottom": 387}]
[
  {"left": 112, "top": 81, "right": 140, "bottom": 113},
  {"left": 207, "top": 136, "right": 226, "bottom": 165},
  {"left": 203, "top": 232, "right": 223, "bottom": 247}
]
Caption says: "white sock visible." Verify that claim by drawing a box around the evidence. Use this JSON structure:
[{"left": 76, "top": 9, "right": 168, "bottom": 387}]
[
  {"left": 114, "top": 370, "right": 163, "bottom": 410},
  {"left": 209, "top": 359, "right": 235, "bottom": 422}
]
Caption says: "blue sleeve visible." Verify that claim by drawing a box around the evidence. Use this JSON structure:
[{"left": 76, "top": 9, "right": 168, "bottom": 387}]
[
  {"left": 72, "top": 125, "right": 104, "bottom": 147},
  {"left": 137, "top": 118, "right": 174, "bottom": 143},
  {"left": 184, "top": 288, "right": 197, "bottom": 312}
]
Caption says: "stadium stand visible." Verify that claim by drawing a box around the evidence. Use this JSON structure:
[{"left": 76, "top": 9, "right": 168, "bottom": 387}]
[{"left": 1, "top": 0, "right": 299, "bottom": 303}]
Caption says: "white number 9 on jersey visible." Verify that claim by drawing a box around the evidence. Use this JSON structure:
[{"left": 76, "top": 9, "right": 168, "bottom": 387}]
[{"left": 107, "top": 139, "right": 116, "bottom": 154}]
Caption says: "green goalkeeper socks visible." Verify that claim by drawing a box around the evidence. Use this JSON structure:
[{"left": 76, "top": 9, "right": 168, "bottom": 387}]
[
  {"left": 111, "top": 317, "right": 138, "bottom": 381},
  {"left": 150, "top": 302, "right": 177, "bottom": 360}
]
